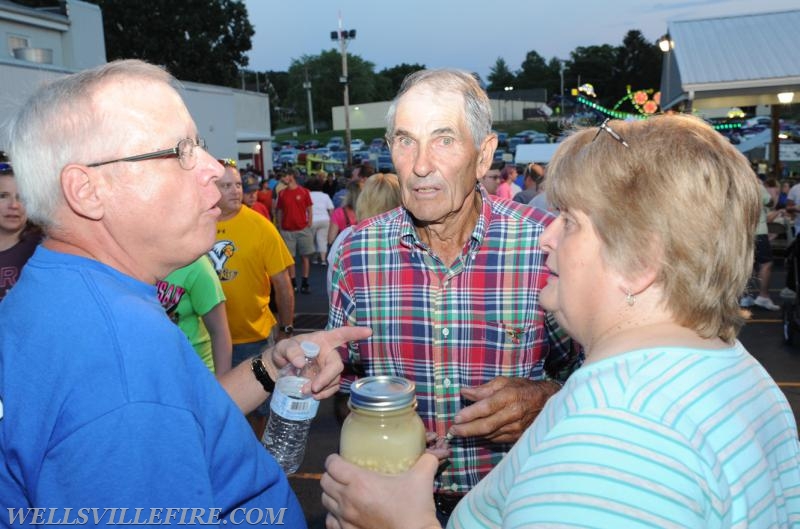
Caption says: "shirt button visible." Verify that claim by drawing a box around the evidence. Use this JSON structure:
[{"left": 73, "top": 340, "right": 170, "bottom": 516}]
[
  {"left": 442, "top": 328, "right": 450, "bottom": 337},
  {"left": 450, "top": 484, "right": 459, "bottom": 492},
  {"left": 443, "top": 378, "right": 451, "bottom": 387}
]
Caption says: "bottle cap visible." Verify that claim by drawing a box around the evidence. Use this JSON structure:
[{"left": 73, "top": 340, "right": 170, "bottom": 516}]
[
  {"left": 349, "top": 376, "right": 416, "bottom": 412},
  {"left": 301, "top": 341, "right": 320, "bottom": 359}
]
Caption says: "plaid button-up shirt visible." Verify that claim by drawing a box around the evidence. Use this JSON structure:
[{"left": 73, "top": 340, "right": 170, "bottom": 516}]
[{"left": 327, "top": 188, "right": 579, "bottom": 494}]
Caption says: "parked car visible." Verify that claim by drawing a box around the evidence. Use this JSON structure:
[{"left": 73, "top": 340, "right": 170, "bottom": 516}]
[
  {"left": 353, "top": 150, "right": 371, "bottom": 165},
  {"left": 330, "top": 151, "right": 348, "bottom": 163},
  {"left": 309, "top": 148, "right": 331, "bottom": 158},
  {"left": 494, "top": 131, "right": 508, "bottom": 147},
  {"left": 350, "top": 138, "right": 365, "bottom": 151},
  {"left": 515, "top": 130, "right": 549, "bottom": 144},
  {"left": 277, "top": 149, "right": 298, "bottom": 165},
  {"left": 369, "top": 137, "right": 386, "bottom": 152},
  {"left": 507, "top": 137, "right": 524, "bottom": 154},
  {"left": 326, "top": 137, "right": 344, "bottom": 151},
  {"left": 377, "top": 154, "right": 394, "bottom": 173},
  {"left": 744, "top": 116, "right": 772, "bottom": 128}
]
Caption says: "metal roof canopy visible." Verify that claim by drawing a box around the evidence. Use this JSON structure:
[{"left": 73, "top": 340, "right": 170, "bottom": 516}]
[{"left": 660, "top": 9, "right": 800, "bottom": 111}]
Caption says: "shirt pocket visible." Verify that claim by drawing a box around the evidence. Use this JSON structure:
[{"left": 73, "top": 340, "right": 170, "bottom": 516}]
[{"left": 471, "top": 320, "right": 543, "bottom": 378}]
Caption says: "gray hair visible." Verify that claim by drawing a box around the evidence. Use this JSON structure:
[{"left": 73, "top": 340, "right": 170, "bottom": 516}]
[
  {"left": 385, "top": 69, "right": 493, "bottom": 150},
  {"left": 7, "top": 59, "right": 177, "bottom": 227}
]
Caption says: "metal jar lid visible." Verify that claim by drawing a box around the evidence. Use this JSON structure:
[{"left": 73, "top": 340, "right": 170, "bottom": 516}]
[{"left": 349, "top": 376, "right": 416, "bottom": 412}]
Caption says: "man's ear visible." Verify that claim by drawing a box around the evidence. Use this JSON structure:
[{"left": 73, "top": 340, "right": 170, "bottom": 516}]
[
  {"left": 477, "top": 133, "right": 498, "bottom": 177},
  {"left": 60, "top": 164, "right": 105, "bottom": 221}
]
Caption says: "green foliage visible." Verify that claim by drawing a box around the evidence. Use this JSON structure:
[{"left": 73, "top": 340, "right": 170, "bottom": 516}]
[
  {"left": 568, "top": 44, "right": 617, "bottom": 103},
  {"left": 487, "top": 58, "right": 515, "bottom": 91},
  {"left": 15, "top": 0, "right": 664, "bottom": 130},
  {"left": 86, "top": 0, "right": 254, "bottom": 86},
  {"left": 11, "top": 0, "right": 58, "bottom": 6},
  {"left": 610, "top": 30, "right": 662, "bottom": 102},
  {"left": 516, "top": 52, "right": 551, "bottom": 89},
  {"left": 285, "top": 49, "right": 381, "bottom": 131},
  {"left": 378, "top": 63, "right": 426, "bottom": 99}
]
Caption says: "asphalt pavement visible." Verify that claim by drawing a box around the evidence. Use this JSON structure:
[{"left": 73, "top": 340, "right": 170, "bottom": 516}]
[{"left": 280, "top": 258, "right": 800, "bottom": 529}]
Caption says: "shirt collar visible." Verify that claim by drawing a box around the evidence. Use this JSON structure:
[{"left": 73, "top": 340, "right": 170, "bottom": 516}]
[{"left": 398, "top": 184, "right": 493, "bottom": 252}]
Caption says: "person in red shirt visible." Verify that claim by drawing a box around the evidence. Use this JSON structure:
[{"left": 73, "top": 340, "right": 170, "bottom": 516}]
[
  {"left": 275, "top": 168, "right": 315, "bottom": 293},
  {"left": 241, "top": 173, "right": 270, "bottom": 219},
  {"left": 256, "top": 178, "right": 273, "bottom": 221}
]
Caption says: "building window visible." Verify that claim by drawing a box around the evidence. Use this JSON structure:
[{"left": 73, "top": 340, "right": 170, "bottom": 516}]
[{"left": 8, "top": 35, "right": 30, "bottom": 56}]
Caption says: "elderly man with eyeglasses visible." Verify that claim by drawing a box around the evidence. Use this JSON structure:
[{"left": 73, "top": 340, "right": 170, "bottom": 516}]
[{"left": 0, "top": 59, "right": 370, "bottom": 521}]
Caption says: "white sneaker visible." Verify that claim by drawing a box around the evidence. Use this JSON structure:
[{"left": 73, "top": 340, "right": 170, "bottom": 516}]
[
  {"left": 781, "top": 287, "right": 796, "bottom": 299},
  {"left": 740, "top": 295, "right": 755, "bottom": 308},
  {"left": 754, "top": 296, "right": 780, "bottom": 311}
]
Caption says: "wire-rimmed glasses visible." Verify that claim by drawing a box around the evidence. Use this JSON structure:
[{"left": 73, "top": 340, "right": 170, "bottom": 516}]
[
  {"left": 87, "top": 137, "right": 207, "bottom": 170},
  {"left": 592, "top": 118, "right": 629, "bottom": 148}
]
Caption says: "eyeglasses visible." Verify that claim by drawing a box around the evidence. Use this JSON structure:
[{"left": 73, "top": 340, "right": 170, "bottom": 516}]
[
  {"left": 87, "top": 137, "right": 207, "bottom": 170},
  {"left": 592, "top": 118, "right": 629, "bottom": 148},
  {"left": 218, "top": 158, "right": 237, "bottom": 168},
  {"left": 485, "top": 174, "right": 501, "bottom": 180}
]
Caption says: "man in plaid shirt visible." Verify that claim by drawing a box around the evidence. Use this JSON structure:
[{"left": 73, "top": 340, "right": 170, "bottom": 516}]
[{"left": 326, "top": 69, "right": 580, "bottom": 521}]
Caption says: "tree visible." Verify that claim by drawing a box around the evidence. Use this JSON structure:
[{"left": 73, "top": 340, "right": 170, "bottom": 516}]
[
  {"left": 377, "top": 63, "right": 426, "bottom": 100},
  {"left": 85, "top": 0, "right": 254, "bottom": 86},
  {"left": 568, "top": 44, "right": 618, "bottom": 106},
  {"left": 516, "top": 51, "right": 563, "bottom": 102},
  {"left": 515, "top": 51, "right": 548, "bottom": 89},
  {"left": 285, "top": 49, "right": 381, "bottom": 129},
  {"left": 610, "top": 30, "right": 662, "bottom": 101},
  {"left": 486, "top": 58, "right": 516, "bottom": 92}
]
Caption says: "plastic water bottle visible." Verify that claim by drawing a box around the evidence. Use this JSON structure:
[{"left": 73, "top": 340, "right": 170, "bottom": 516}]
[{"left": 262, "top": 341, "right": 321, "bottom": 474}]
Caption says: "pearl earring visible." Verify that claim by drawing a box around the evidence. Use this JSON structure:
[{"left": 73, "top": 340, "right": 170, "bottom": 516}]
[{"left": 625, "top": 290, "right": 635, "bottom": 306}]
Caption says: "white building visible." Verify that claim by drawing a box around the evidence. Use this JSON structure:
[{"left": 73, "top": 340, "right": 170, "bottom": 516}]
[
  {"left": 331, "top": 99, "right": 552, "bottom": 131},
  {"left": 0, "top": 0, "right": 273, "bottom": 171}
]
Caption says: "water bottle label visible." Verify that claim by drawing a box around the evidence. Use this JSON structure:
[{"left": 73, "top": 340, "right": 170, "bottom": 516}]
[{"left": 271, "top": 376, "right": 319, "bottom": 420}]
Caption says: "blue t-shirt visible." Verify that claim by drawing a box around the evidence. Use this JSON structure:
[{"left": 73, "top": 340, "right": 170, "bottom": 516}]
[
  {"left": 0, "top": 247, "right": 305, "bottom": 527},
  {"left": 451, "top": 344, "right": 800, "bottom": 528}
]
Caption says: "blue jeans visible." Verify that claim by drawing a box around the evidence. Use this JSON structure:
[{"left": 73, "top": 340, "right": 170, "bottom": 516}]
[{"left": 233, "top": 337, "right": 274, "bottom": 416}]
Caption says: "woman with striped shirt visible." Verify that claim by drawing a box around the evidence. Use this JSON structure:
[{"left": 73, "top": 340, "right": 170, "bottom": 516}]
[{"left": 322, "top": 114, "right": 800, "bottom": 529}]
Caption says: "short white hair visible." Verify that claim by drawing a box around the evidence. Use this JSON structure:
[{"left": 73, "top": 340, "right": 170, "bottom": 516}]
[{"left": 7, "top": 59, "right": 177, "bottom": 227}]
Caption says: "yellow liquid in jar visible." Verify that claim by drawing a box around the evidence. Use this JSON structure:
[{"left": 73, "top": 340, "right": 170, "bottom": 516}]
[{"left": 340, "top": 405, "right": 426, "bottom": 474}]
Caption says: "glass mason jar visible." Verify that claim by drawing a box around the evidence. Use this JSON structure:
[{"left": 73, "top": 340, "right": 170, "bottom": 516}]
[{"left": 340, "top": 376, "right": 426, "bottom": 474}]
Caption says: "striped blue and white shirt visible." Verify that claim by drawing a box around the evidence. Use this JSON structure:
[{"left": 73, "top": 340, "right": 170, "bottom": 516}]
[{"left": 451, "top": 343, "right": 800, "bottom": 528}]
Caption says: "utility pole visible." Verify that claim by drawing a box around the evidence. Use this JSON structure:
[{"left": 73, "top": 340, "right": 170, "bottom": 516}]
[
  {"left": 303, "top": 67, "right": 315, "bottom": 134},
  {"left": 331, "top": 15, "right": 356, "bottom": 168},
  {"left": 559, "top": 60, "right": 565, "bottom": 117}
]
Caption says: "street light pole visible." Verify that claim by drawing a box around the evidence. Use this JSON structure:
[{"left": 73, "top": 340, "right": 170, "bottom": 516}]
[
  {"left": 772, "top": 92, "right": 795, "bottom": 179},
  {"left": 504, "top": 86, "right": 513, "bottom": 122},
  {"left": 559, "top": 60, "right": 565, "bottom": 118},
  {"left": 658, "top": 34, "right": 675, "bottom": 111},
  {"left": 331, "top": 17, "right": 356, "bottom": 168},
  {"left": 303, "top": 67, "right": 314, "bottom": 135}
]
